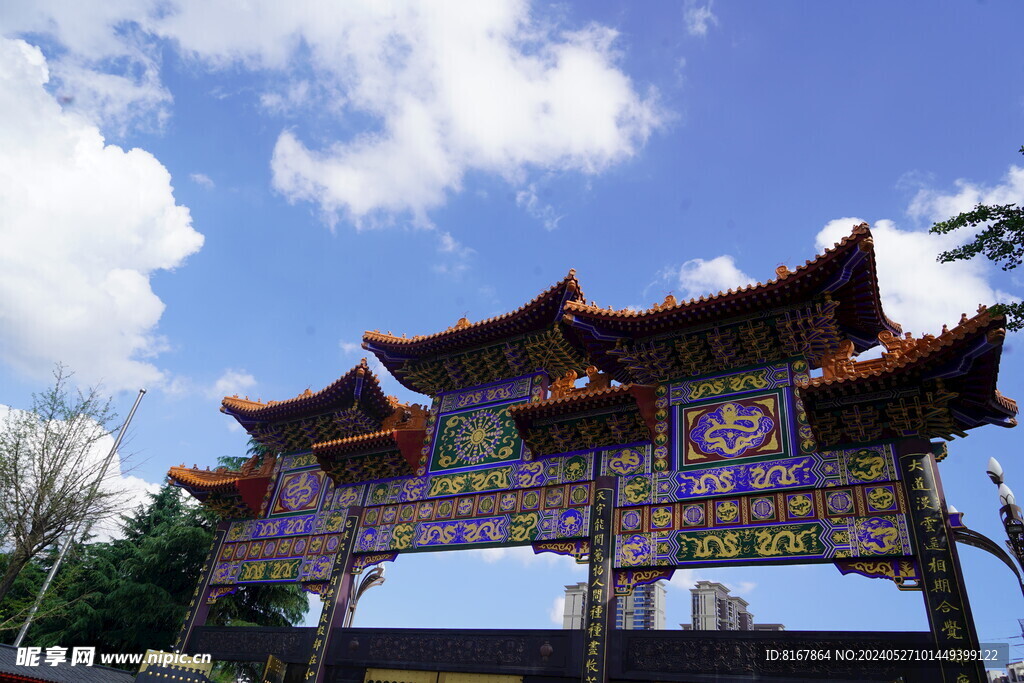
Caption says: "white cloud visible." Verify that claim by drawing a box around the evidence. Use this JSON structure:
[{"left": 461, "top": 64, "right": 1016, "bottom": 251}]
[
  {"left": 208, "top": 368, "right": 257, "bottom": 400},
  {"left": 549, "top": 596, "right": 565, "bottom": 626},
  {"left": 516, "top": 183, "right": 565, "bottom": 231},
  {"left": 0, "top": 39, "right": 203, "bottom": 391},
  {"left": 684, "top": 1, "right": 719, "bottom": 37},
  {"left": 432, "top": 231, "right": 476, "bottom": 278},
  {"left": 676, "top": 255, "right": 753, "bottom": 300},
  {"left": 667, "top": 567, "right": 755, "bottom": 595},
  {"left": 339, "top": 340, "right": 362, "bottom": 355},
  {"left": 0, "top": 404, "right": 161, "bottom": 544},
  {"left": 0, "top": 2, "right": 169, "bottom": 133},
  {"left": 816, "top": 215, "right": 1019, "bottom": 336},
  {"left": 3, "top": 2, "right": 661, "bottom": 224},
  {"left": 258, "top": 7, "right": 662, "bottom": 224},
  {"left": 190, "top": 172, "right": 214, "bottom": 189},
  {"left": 468, "top": 544, "right": 585, "bottom": 571},
  {"left": 907, "top": 165, "right": 1024, "bottom": 224}
]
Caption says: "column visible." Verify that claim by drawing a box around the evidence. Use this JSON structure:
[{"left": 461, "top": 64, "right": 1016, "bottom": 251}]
[
  {"left": 173, "top": 521, "right": 228, "bottom": 653},
  {"left": 581, "top": 476, "right": 615, "bottom": 683},
  {"left": 898, "top": 439, "right": 983, "bottom": 683},
  {"left": 305, "top": 509, "right": 361, "bottom": 683}
]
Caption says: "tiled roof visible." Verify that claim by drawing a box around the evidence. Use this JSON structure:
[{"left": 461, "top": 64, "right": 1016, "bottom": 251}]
[
  {"left": 801, "top": 308, "right": 1017, "bottom": 416},
  {"left": 564, "top": 223, "right": 900, "bottom": 340},
  {"left": 312, "top": 429, "right": 397, "bottom": 453},
  {"left": 508, "top": 384, "right": 640, "bottom": 417},
  {"left": 0, "top": 646, "right": 133, "bottom": 683},
  {"left": 362, "top": 270, "right": 583, "bottom": 354},
  {"left": 220, "top": 358, "right": 392, "bottom": 424}
]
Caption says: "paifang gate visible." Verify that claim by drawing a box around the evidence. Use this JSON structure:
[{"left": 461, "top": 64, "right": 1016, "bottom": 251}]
[{"left": 168, "top": 223, "right": 1017, "bottom": 683}]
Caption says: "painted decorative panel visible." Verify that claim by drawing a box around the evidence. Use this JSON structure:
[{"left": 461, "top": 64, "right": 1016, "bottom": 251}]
[
  {"left": 615, "top": 481, "right": 908, "bottom": 535},
  {"left": 618, "top": 443, "right": 898, "bottom": 505},
  {"left": 280, "top": 452, "right": 319, "bottom": 471},
  {"left": 210, "top": 482, "right": 364, "bottom": 585},
  {"left": 677, "top": 391, "right": 791, "bottom": 467},
  {"left": 270, "top": 468, "right": 326, "bottom": 515},
  {"left": 438, "top": 376, "right": 534, "bottom": 413},
  {"left": 427, "top": 375, "right": 539, "bottom": 475},
  {"left": 670, "top": 364, "right": 793, "bottom": 404},
  {"left": 355, "top": 481, "right": 592, "bottom": 552},
  {"left": 599, "top": 445, "right": 652, "bottom": 477},
  {"left": 615, "top": 514, "right": 913, "bottom": 568},
  {"left": 365, "top": 449, "right": 595, "bottom": 505}
]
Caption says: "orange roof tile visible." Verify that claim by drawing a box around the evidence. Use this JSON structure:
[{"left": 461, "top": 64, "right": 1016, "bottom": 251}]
[
  {"left": 800, "top": 309, "right": 1012, "bottom": 403},
  {"left": 564, "top": 223, "right": 900, "bottom": 336},
  {"left": 362, "top": 269, "right": 583, "bottom": 350}
]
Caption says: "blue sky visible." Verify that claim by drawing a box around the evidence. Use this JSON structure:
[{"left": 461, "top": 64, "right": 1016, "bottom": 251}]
[{"left": 2, "top": 0, "right": 1024, "bottom": 651}]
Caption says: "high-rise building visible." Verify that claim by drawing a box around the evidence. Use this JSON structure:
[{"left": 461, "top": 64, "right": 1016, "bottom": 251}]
[
  {"left": 682, "top": 581, "right": 784, "bottom": 631},
  {"left": 562, "top": 581, "right": 666, "bottom": 630},
  {"left": 563, "top": 582, "right": 588, "bottom": 630}
]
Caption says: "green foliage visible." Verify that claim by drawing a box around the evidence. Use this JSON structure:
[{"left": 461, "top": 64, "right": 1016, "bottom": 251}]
[
  {"left": 930, "top": 145, "right": 1024, "bottom": 331},
  {"left": 7, "top": 485, "right": 307, "bottom": 660},
  {"left": 217, "top": 436, "right": 271, "bottom": 471},
  {"left": 0, "top": 364, "right": 121, "bottom": 605}
]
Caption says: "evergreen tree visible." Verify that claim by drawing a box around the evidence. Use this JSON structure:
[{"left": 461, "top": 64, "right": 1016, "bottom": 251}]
[{"left": 16, "top": 485, "right": 307, "bottom": 654}]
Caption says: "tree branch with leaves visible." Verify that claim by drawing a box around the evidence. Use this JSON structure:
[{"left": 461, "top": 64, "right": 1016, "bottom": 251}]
[
  {"left": 930, "top": 145, "right": 1024, "bottom": 330},
  {"left": 0, "top": 365, "right": 128, "bottom": 605}
]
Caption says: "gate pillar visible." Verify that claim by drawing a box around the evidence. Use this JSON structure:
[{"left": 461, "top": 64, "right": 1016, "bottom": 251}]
[
  {"left": 173, "top": 521, "right": 228, "bottom": 653},
  {"left": 898, "top": 439, "right": 983, "bottom": 683},
  {"left": 304, "top": 509, "right": 362, "bottom": 683}
]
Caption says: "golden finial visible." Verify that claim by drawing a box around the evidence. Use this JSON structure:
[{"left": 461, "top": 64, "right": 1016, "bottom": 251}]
[
  {"left": 455, "top": 317, "right": 470, "bottom": 329},
  {"left": 775, "top": 264, "right": 790, "bottom": 279},
  {"left": 662, "top": 293, "right": 677, "bottom": 309}
]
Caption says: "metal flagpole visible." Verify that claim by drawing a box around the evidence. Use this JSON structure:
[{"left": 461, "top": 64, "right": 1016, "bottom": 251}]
[{"left": 14, "top": 388, "right": 147, "bottom": 647}]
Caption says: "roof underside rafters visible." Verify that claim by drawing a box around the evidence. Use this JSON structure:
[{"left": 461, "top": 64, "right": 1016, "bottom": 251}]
[
  {"left": 798, "top": 310, "right": 1017, "bottom": 448},
  {"left": 220, "top": 359, "right": 397, "bottom": 452},
  {"left": 362, "top": 271, "right": 589, "bottom": 394}
]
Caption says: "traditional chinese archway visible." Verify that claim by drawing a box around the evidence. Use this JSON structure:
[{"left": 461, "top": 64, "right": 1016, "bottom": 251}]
[{"left": 168, "top": 224, "right": 1017, "bottom": 683}]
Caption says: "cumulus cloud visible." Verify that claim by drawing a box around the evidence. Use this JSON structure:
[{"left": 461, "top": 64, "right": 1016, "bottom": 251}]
[
  {"left": 684, "top": 1, "right": 719, "bottom": 37},
  {"left": 0, "top": 39, "right": 203, "bottom": 391},
  {"left": 816, "top": 215, "right": 1018, "bottom": 336},
  {"left": 549, "top": 596, "right": 566, "bottom": 626},
  {"left": 676, "top": 255, "right": 753, "bottom": 300},
  {"left": 208, "top": 369, "right": 257, "bottom": 400},
  {"left": 253, "top": 6, "right": 661, "bottom": 224},
  {"left": 4, "top": 2, "right": 662, "bottom": 226},
  {"left": 0, "top": 404, "right": 161, "bottom": 544},
  {"left": 0, "top": 2, "right": 170, "bottom": 133}
]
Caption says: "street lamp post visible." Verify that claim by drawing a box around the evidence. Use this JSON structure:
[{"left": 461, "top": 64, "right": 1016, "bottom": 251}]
[{"left": 987, "top": 457, "right": 1024, "bottom": 568}]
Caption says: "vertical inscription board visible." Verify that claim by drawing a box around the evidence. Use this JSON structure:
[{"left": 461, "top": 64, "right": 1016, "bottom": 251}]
[
  {"left": 582, "top": 483, "right": 615, "bottom": 683},
  {"left": 899, "top": 445, "right": 983, "bottom": 683}
]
